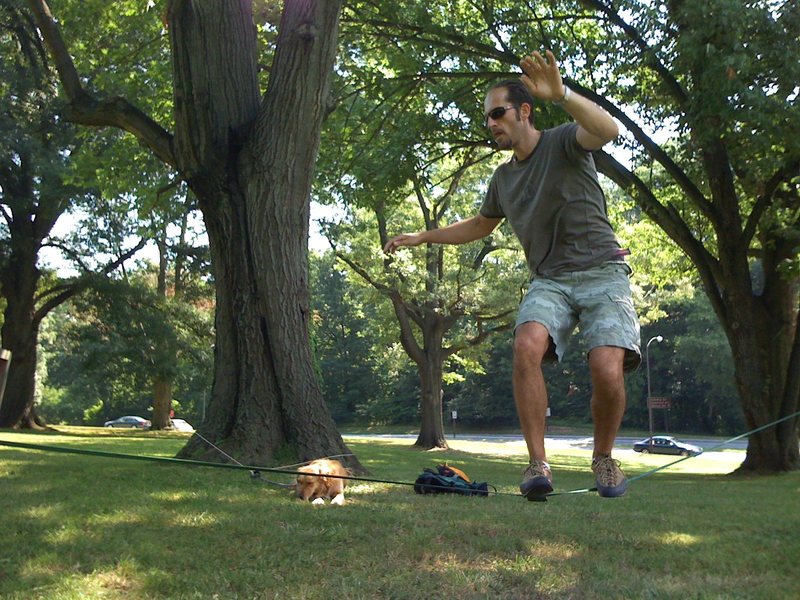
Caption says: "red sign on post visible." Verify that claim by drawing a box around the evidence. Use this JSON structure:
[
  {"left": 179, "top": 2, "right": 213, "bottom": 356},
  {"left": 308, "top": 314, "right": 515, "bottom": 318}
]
[{"left": 648, "top": 396, "right": 672, "bottom": 409}]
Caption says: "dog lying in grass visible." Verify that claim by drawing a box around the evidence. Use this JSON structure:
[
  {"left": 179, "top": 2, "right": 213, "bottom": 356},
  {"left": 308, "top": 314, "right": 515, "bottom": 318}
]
[{"left": 293, "top": 458, "right": 348, "bottom": 506}]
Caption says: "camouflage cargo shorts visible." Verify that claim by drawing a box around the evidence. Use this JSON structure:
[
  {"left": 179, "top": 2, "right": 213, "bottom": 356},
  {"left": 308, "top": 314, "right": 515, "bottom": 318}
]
[{"left": 516, "top": 261, "right": 642, "bottom": 372}]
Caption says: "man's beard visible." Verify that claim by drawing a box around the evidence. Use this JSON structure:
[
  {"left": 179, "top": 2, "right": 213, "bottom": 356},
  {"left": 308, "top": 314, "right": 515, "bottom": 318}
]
[{"left": 494, "top": 133, "right": 512, "bottom": 150}]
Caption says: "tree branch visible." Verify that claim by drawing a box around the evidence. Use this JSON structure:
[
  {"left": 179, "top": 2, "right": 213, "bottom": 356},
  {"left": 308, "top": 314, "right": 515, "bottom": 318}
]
[
  {"left": 593, "top": 150, "right": 727, "bottom": 318},
  {"left": 471, "top": 238, "right": 513, "bottom": 269},
  {"left": 573, "top": 82, "right": 716, "bottom": 224},
  {"left": 443, "top": 318, "right": 513, "bottom": 359},
  {"left": 372, "top": 205, "right": 409, "bottom": 286},
  {"left": 33, "top": 236, "right": 147, "bottom": 323},
  {"left": 412, "top": 172, "right": 432, "bottom": 230},
  {"left": 39, "top": 240, "right": 90, "bottom": 272},
  {"left": 25, "top": 0, "right": 176, "bottom": 169},
  {"left": 0, "top": 204, "right": 11, "bottom": 226},
  {"left": 332, "top": 250, "right": 421, "bottom": 322},
  {"left": 579, "top": 0, "right": 687, "bottom": 105},
  {"left": 433, "top": 148, "right": 477, "bottom": 221},
  {"left": 340, "top": 16, "right": 518, "bottom": 64},
  {"left": 742, "top": 157, "right": 800, "bottom": 249},
  {"left": 332, "top": 247, "right": 427, "bottom": 364}
]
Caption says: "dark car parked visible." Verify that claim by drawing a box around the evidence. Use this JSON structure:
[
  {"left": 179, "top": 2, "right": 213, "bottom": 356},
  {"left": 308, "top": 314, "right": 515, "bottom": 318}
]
[
  {"left": 633, "top": 435, "right": 703, "bottom": 457},
  {"left": 104, "top": 416, "right": 151, "bottom": 429}
]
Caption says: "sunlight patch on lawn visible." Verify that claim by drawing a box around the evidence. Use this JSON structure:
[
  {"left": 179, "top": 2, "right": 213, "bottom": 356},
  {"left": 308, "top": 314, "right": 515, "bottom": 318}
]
[
  {"left": 16, "top": 556, "right": 148, "bottom": 600},
  {"left": 657, "top": 531, "right": 701, "bottom": 546},
  {"left": 650, "top": 571, "right": 776, "bottom": 597},
  {"left": 94, "top": 568, "right": 138, "bottom": 594},
  {"left": 24, "top": 503, "right": 63, "bottom": 520},
  {"left": 446, "top": 438, "right": 528, "bottom": 456},
  {"left": 341, "top": 482, "right": 392, "bottom": 495},
  {"left": 418, "top": 546, "right": 581, "bottom": 596},
  {"left": 19, "top": 551, "right": 66, "bottom": 581},
  {"left": 622, "top": 450, "right": 743, "bottom": 475},
  {"left": 525, "top": 542, "right": 581, "bottom": 561},
  {"left": 48, "top": 523, "right": 97, "bottom": 546},
  {"left": 170, "top": 511, "right": 218, "bottom": 527},
  {"left": 0, "top": 458, "right": 33, "bottom": 475},
  {"left": 384, "top": 436, "right": 745, "bottom": 476},
  {"left": 215, "top": 491, "right": 268, "bottom": 505},
  {"left": 85, "top": 558, "right": 151, "bottom": 596},
  {"left": 505, "top": 551, "right": 581, "bottom": 593},
  {"left": 343, "top": 436, "right": 417, "bottom": 448},
  {"left": 149, "top": 490, "right": 202, "bottom": 502},
  {"left": 88, "top": 511, "right": 147, "bottom": 528}
]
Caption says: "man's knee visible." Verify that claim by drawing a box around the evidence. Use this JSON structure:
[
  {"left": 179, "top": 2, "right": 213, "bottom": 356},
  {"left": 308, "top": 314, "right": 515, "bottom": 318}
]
[
  {"left": 588, "top": 346, "right": 625, "bottom": 383},
  {"left": 514, "top": 322, "right": 551, "bottom": 365}
]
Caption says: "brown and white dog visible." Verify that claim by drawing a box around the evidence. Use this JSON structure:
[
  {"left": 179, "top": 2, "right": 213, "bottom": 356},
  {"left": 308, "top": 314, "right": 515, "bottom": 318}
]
[{"left": 293, "top": 459, "right": 349, "bottom": 506}]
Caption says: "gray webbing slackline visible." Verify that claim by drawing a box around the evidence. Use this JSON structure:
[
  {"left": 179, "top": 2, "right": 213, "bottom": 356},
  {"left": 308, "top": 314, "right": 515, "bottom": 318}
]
[
  {"left": 1, "top": 408, "right": 798, "bottom": 500},
  {"left": 544, "top": 408, "right": 800, "bottom": 498}
]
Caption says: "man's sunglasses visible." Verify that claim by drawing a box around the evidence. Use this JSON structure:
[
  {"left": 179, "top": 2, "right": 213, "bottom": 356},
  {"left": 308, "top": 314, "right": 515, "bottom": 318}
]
[{"left": 484, "top": 105, "right": 518, "bottom": 126}]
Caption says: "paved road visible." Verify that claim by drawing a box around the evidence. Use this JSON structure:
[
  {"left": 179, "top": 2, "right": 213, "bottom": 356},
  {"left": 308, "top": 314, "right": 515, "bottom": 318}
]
[{"left": 346, "top": 432, "right": 748, "bottom": 451}]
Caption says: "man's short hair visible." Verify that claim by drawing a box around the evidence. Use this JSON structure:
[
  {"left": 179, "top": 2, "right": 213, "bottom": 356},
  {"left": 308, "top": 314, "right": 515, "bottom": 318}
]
[{"left": 488, "top": 80, "right": 535, "bottom": 125}]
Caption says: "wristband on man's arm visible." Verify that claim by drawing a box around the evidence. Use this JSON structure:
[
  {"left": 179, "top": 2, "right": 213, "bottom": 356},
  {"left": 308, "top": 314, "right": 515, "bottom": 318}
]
[{"left": 554, "top": 85, "right": 571, "bottom": 106}]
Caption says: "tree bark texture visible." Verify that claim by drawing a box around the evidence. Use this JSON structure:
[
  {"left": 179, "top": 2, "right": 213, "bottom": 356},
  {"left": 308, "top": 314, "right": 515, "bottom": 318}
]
[
  {"left": 151, "top": 377, "right": 172, "bottom": 430},
  {"left": 0, "top": 152, "right": 63, "bottom": 429},
  {"left": 162, "top": 0, "right": 359, "bottom": 469},
  {"left": 413, "top": 343, "right": 448, "bottom": 450},
  {"left": 390, "top": 293, "right": 449, "bottom": 450},
  {"left": 0, "top": 247, "right": 43, "bottom": 429},
  {"left": 24, "top": 0, "right": 359, "bottom": 468},
  {"left": 722, "top": 263, "right": 800, "bottom": 472}
]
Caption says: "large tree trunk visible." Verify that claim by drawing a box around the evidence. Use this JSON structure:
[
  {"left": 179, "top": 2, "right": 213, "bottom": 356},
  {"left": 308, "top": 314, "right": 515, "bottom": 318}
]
[
  {"left": 414, "top": 358, "right": 448, "bottom": 449},
  {"left": 723, "top": 261, "right": 800, "bottom": 472},
  {"left": 699, "top": 133, "right": 800, "bottom": 472},
  {"left": 0, "top": 312, "right": 43, "bottom": 429},
  {"left": 165, "top": 1, "right": 361, "bottom": 470},
  {"left": 596, "top": 131, "right": 799, "bottom": 474},
  {"left": 151, "top": 377, "right": 172, "bottom": 430},
  {"left": 412, "top": 308, "right": 448, "bottom": 449},
  {"left": 0, "top": 233, "right": 45, "bottom": 429},
  {"left": 26, "top": 0, "right": 360, "bottom": 468}
]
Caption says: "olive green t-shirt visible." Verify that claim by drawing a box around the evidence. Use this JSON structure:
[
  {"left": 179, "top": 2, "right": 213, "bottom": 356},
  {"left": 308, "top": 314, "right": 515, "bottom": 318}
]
[{"left": 480, "top": 123, "right": 622, "bottom": 276}]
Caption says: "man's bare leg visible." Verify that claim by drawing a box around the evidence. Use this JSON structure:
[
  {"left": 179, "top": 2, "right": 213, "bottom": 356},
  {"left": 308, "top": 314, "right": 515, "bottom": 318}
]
[
  {"left": 513, "top": 321, "right": 552, "bottom": 462},
  {"left": 513, "top": 322, "right": 555, "bottom": 499},
  {"left": 588, "top": 345, "right": 629, "bottom": 497},
  {"left": 588, "top": 346, "right": 627, "bottom": 457}
]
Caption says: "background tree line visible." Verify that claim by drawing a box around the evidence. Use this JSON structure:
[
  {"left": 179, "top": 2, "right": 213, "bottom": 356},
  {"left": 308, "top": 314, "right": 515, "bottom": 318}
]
[
  {"left": 307, "top": 189, "right": 742, "bottom": 436},
  {"left": 31, "top": 238, "right": 741, "bottom": 436}
]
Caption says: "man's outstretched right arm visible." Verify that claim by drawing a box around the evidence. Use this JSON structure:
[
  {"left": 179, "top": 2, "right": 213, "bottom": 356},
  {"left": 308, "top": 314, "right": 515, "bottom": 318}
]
[{"left": 383, "top": 214, "right": 502, "bottom": 254}]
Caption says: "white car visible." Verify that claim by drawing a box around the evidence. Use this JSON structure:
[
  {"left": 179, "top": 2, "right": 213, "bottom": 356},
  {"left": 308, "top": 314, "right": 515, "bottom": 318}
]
[{"left": 170, "top": 418, "right": 195, "bottom": 432}]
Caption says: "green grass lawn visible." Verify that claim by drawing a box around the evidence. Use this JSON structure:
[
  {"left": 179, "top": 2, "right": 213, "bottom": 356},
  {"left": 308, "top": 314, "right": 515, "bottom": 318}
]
[{"left": 1, "top": 428, "right": 798, "bottom": 599}]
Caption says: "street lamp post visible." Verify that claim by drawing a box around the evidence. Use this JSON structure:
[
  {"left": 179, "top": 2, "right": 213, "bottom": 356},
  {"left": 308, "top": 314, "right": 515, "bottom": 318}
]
[{"left": 646, "top": 335, "right": 664, "bottom": 447}]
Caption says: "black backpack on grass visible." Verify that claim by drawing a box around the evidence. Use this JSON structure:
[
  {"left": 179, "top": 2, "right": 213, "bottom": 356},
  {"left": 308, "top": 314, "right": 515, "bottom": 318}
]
[{"left": 413, "top": 464, "right": 491, "bottom": 497}]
